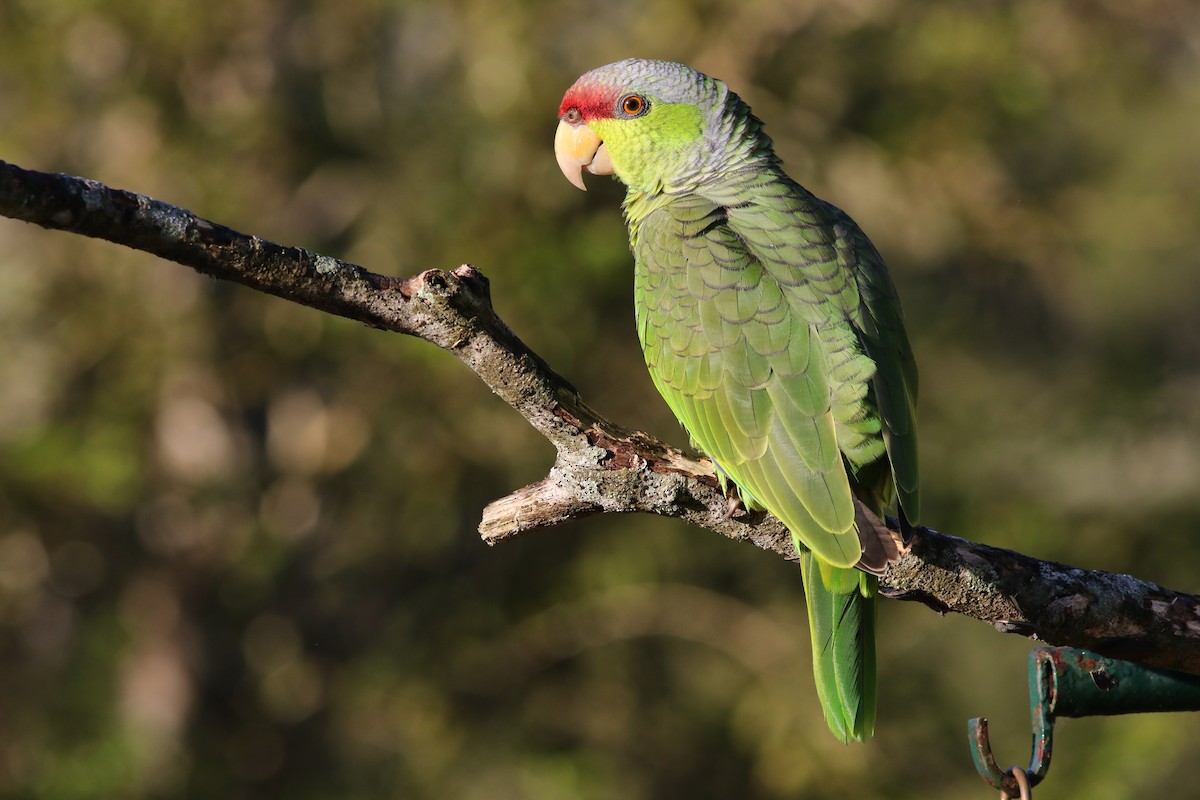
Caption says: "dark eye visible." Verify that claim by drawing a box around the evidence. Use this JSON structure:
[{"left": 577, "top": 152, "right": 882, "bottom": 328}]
[{"left": 618, "top": 94, "right": 648, "bottom": 117}]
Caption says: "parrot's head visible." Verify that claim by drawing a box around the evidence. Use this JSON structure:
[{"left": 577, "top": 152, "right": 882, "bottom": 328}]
[{"left": 555, "top": 59, "right": 772, "bottom": 195}]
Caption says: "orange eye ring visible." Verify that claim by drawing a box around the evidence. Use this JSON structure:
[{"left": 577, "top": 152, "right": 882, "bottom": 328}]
[{"left": 619, "top": 94, "right": 648, "bottom": 117}]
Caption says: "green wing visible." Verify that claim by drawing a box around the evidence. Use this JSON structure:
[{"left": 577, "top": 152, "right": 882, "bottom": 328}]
[
  {"left": 631, "top": 176, "right": 918, "bottom": 743},
  {"left": 817, "top": 199, "right": 920, "bottom": 522},
  {"left": 634, "top": 192, "right": 861, "bottom": 567}
]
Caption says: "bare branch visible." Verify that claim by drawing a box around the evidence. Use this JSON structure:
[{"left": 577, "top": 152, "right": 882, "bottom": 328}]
[{"left": 3, "top": 158, "right": 1199, "bottom": 674}]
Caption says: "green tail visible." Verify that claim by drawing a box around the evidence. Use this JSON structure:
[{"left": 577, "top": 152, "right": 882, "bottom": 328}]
[{"left": 798, "top": 546, "right": 877, "bottom": 744}]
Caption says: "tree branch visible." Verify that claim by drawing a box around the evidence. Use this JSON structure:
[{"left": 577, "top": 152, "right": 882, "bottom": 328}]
[{"left": 4, "top": 158, "right": 1199, "bottom": 674}]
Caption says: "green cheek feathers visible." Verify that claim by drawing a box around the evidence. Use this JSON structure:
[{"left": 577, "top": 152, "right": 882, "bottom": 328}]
[{"left": 589, "top": 103, "right": 705, "bottom": 193}]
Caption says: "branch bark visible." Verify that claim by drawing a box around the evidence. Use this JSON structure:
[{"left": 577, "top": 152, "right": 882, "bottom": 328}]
[{"left": 4, "top": 158, "right": 1199, "bottom": 674}]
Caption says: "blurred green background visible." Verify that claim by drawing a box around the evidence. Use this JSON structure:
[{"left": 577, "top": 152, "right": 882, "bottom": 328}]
[{"left": 2, "top": 0, "right": 1199, "bottom": 797}]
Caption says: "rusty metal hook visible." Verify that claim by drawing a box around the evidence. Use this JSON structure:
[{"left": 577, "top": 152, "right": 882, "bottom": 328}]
[{"left": 969, "top": 647, "right": 1200, "bottom": 796}]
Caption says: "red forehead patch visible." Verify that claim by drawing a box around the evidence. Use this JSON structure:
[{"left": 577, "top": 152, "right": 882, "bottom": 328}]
[{"left": 558, "top": 81, "right": 618, "bottom": 121}]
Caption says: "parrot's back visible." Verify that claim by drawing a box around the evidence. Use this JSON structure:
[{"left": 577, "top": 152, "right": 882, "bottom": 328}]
[
  {"left": 629, "top": 171, "right": 918, "bottom": 545},
  {"left": 627, "top": 167, "right": 918, "bottom": 742}
]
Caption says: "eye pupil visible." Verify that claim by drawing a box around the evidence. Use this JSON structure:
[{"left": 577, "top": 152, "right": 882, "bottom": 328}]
[{"left": 624, "top": 97, "right": 641, "bottom": 113}]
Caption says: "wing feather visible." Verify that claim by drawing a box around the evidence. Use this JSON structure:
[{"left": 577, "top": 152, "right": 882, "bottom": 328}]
[
  {"left": 634, "top": 193, "right": 862, "bottom": 567},
  {"left": 629, "top": 170, "right": 917, "bottom": 745}
]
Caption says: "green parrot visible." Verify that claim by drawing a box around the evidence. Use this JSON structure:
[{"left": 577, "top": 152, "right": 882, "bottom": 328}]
[{"left": 554, "top": 59, "right": 919, "bottom": 743}]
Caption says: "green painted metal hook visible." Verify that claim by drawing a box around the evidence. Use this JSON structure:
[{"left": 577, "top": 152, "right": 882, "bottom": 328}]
[{"left": 969, "top": 647, "right": 1200, "bottom": 796}]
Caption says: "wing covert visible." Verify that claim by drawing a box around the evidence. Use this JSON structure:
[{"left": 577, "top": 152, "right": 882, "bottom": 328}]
[{"left": 634, "top": 194, "right": 861, "bottom": 567}]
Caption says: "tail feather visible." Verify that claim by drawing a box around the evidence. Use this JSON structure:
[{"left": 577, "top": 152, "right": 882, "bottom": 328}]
[{"left": 799, "top": 545, "right": 877, "bottom": 744}]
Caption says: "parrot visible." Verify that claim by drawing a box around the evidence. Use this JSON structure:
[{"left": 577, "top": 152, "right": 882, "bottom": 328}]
[{"left": 553, "top": 59, "right": 919, "bottom": 743}]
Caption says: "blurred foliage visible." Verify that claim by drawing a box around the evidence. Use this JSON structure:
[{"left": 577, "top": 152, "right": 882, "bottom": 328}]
[{"left": 1, "top": 0, "right": 1199, "bottom": 797}]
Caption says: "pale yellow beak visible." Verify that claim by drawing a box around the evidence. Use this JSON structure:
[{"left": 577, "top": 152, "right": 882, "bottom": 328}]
[{"left": 554, "top": 119, "right": 613, "bottom": 191}]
